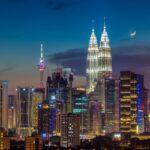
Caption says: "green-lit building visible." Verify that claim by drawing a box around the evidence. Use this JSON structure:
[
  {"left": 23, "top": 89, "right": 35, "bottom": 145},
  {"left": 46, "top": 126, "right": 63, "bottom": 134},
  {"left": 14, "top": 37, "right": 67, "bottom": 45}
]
[{"left": 72, "top": 88, "right": 89, "bottom": 137}]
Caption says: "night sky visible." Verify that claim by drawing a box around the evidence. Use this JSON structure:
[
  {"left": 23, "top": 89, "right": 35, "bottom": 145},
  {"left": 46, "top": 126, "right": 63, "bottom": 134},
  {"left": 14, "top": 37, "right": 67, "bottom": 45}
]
[{"left": 0, "top": 0, "right": 150, "bottom": 89}]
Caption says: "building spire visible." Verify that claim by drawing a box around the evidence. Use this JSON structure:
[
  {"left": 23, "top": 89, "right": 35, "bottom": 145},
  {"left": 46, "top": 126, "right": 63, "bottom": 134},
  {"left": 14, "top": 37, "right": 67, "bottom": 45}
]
[
  {"left": 89, "top": 23, "right": 98, "bottom": 48},
  {"left": 100, "top": 16, "right": 109, "bottom": 48},
  {"left": 92, "top": 19, "right": 95, "bottom": 32},
  {"left": 103, "top": 16, "right": 107, "bottom": 34},
  {"left": 41, "top": 43, "right": 43, "bottom": 59},
  {"left": 104, "top": 17, "right": 106, "bottom": 29}
]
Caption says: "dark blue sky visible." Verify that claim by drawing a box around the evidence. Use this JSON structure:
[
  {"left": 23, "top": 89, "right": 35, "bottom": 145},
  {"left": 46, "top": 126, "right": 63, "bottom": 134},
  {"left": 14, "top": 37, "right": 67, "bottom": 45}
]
[{"left": 0, "top": 0, "right": 150, "bottom": 88}]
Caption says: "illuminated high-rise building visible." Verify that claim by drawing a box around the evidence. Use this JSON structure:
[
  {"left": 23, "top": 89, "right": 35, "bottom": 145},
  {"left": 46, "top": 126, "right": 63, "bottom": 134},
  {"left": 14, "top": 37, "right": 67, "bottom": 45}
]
[
  {"left": 31, "top": 88, "right": 44, "bottom": 132},
  {"left": 25, "top": 135, "right": 43, "bottom": 150},
  {"left": 0, "top": 81, "right": 8, "bottom": 131},
  {"left": 16, "top": 87, "right": 33, "bottom": 138},
  {"left": 89, "top": 94, "right": 101, "bottom": 136},
  {"left": 119, "top": 71, "right": 145, "bottom": 134},
  {"left": 8, "top": 95, "right": 17, "bottom": 130},
  {"left": 144, "top": 89, "right": 150, "bottom": 132},
  {"left": 86, "top": 27, "right": 99, "bottom": 92},
  {"left": 105, "top": 78, "right": 120, "bottom": 133},
  {"left": 86, "top": 19, "right": 112, "bottom": 91},
  {"left": 25, "top": 134, "right": 43, "bottom": 150},
  {"left": 72, "top": 88, "right": 89, "bottom": 138},
  {"left": 90, "top": 19, "right": 112, "bottom": 134},
  {"left": 38, "top": 101, "right": 57, "bottom": 138},
  {"left": 89, "top": 77, "right": 119, "bottom": 135},
  {"left": 0, "top": 127, "right": 5, "bottom": 150},
  {"left": 98, "top": 19, "right": 112, "bottom": 79},
  {"left": 61, "top": 113, "right": 80, "bottom": 148},
  {"left": 37, "top": 44, "right": 46, "bottom": 88},
  {"left": 46, "top": 68, "right": 73, "bottom": 113},
  {"left": 38, "top": 68, "right": 73, "bottom": 138}
]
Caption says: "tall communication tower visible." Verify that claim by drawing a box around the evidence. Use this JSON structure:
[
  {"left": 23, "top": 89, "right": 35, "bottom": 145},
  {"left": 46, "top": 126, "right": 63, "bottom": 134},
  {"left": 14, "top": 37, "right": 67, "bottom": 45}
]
[{"left": 37, "top": 44, "right": 46, "bottom": 88}]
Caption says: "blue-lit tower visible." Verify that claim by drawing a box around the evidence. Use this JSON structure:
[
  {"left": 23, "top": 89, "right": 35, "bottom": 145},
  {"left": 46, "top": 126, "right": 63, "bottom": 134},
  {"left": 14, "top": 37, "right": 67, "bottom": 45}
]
[
  {"left": 38, "top": 101, "right": 57, "bottom": 139},
  {"left": 38, "top": 68, "right": 73, "bottom": 138},
  {"left": 119, "top": 71, "right": 146, "bottom": 134}
]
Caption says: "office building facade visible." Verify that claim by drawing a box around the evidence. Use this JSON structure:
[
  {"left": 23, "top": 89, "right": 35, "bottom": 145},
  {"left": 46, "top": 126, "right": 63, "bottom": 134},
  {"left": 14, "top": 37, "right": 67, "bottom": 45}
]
[
  {"left": 0, "top": 81, "right": 8, "bottom": 131},
  {"left": 61, "top": 113, "right": 80, "bottom": 147},
  {"left": 119, "top": 71, "right": 146, "bottom": 133},
  {"left": 16, "top": 87, "right": 33, "bottom": 138},
  {"left": 31, "top": 88, "right": 44, "bottom": 131},
  {"left": 72, "top": 88, "right": 89, "bottom": 137},
  {"left": 38, "top": 100, "right": 57, "bottom": 138},
  {"left": 8, "top": 95, "right": 17, "bottom": 131}
]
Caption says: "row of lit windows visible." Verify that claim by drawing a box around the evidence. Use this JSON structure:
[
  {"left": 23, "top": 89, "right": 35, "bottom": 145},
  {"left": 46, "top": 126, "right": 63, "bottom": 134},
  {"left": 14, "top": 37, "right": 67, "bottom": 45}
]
[{"left": 120, "top": 105, "right": 131, "bottom": 107}]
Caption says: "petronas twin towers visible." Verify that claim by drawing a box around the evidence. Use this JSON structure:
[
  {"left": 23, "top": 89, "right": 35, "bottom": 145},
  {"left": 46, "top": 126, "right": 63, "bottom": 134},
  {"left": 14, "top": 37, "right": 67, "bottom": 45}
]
[{"left": 87, "top": 20, "right": 112, "bottom": 92}]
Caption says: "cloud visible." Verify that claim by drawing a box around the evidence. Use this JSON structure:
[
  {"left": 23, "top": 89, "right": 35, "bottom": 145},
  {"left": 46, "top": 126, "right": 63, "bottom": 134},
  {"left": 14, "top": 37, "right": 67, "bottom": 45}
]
[
  {"left": 119, "top": 38, "right": 130, "bottom": 43},
  {"left": 0, "top": 64, "right": 16, "bottom": 76},
  {"left": 47, "top": 44, "right": 150, "bottom": 88},
  {"left": 49, "top": 44, "right": 150, "bottom": 87},
  {"left": 113, "top": 44, "right": 150, "bottom": 67},
  {"left": 112, "top": 44, "right": 150, "bottom": 88},
  {"left": 44, "top": 0, "right": 83, "bottom": 11},
  {"left": 113, "top": 44, "right": 150, "bottom": 56},
  {"left": 47, "top": 48, "right": 87, "bottom": 75}
]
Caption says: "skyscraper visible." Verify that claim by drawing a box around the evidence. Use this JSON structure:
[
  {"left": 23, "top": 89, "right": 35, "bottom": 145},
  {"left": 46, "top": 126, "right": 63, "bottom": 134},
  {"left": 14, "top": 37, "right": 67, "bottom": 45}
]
[
  {"left": 89, "top": 19, "right": 112, "bottom": 134},
  {"left": 38, "top": 67, "right": 73, "bottom": 138},
  {"left": 16, "top": 87, "right": 33, "bottom": 138},
  {"left": 61, "top": 113, "right": 80, "bottom": 147},
  {"left": 38, "top": 100, "right": 57, "bottom": 138},
  {"left": 89, "top": 94, "right": 101, "bottom": 136},
  {"left": 0, "top": 127, "right": 5, "bottom": 150},
  {"left": 72, "top": 88, "right": 89, "bottom": 138},
  {"left": 0, "top": 81, "right": 8, "bottom": 131},
  {"left": 46, "top": 68, "right": 73, "bottom": 114},
  {"left": 144, "top": 89, "right": 150, "bottom": 132},
  {"left": 31, "top": 88, "right": 44, "bottom": 132},
  {"left": 37, "top": 44, "right": 46, "bottom": 88},
  {"left": 98, "top": 19, "right": 112, "bottom": 79},
  {"left": 8, "top": 95, "right": 17, "bottom": 130},
  {"left": 105, "top": 78, "right": 120, "bottom": 133},
  {"left": 86, "top": 19, "right": 112, "bottom": 92},
  {"left": 119, "top": 71, "right": 145, "bottom": 134},
  {"left": 89, "top": 79, "right": 119, "bottom": 135},
  {"left": 25, "top": 134, "right": 43, "bottom": 150},
  {"left": 86, "top": 27, "right": 99, "bottom": 93}
]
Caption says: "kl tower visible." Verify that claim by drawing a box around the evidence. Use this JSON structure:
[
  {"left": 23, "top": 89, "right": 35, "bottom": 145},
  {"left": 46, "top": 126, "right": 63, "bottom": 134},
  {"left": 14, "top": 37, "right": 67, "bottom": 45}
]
[{"left": 37, "top": 44, "right": 46, "bottom": 88}]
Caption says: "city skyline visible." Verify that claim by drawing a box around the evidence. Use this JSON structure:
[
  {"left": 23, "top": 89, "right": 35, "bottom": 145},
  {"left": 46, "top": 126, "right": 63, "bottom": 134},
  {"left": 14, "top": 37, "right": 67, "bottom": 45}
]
[
  {"left": 1, "top": 1, "right": 150, "bottom": 149},
  {"left": 0, "top": 0, "right": 150, "bottom": 89}
]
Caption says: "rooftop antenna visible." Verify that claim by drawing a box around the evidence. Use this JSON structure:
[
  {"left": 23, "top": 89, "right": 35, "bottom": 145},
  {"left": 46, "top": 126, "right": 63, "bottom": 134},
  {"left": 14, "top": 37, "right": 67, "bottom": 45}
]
[
  {"left": 104, "top": 16, "right": 106, "bottom": 29},
  {"left": 92, "top": 19, "right": 95, "bottom": 32},
  {"left": 40, "top": 43, "right": 43, "bottom": 59}
]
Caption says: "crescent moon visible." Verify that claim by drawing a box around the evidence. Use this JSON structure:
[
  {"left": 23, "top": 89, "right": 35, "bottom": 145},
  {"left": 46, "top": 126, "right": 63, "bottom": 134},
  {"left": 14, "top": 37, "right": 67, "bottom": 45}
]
[{"left": 130, "top": 31, "right": 136, "bottom": 38}]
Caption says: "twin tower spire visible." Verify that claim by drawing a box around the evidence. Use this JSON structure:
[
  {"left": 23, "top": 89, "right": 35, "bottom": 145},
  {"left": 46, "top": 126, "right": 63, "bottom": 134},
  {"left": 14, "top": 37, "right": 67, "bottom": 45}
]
[{"left": 87, "top": 19, "right": 112, "bottom": 92}]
